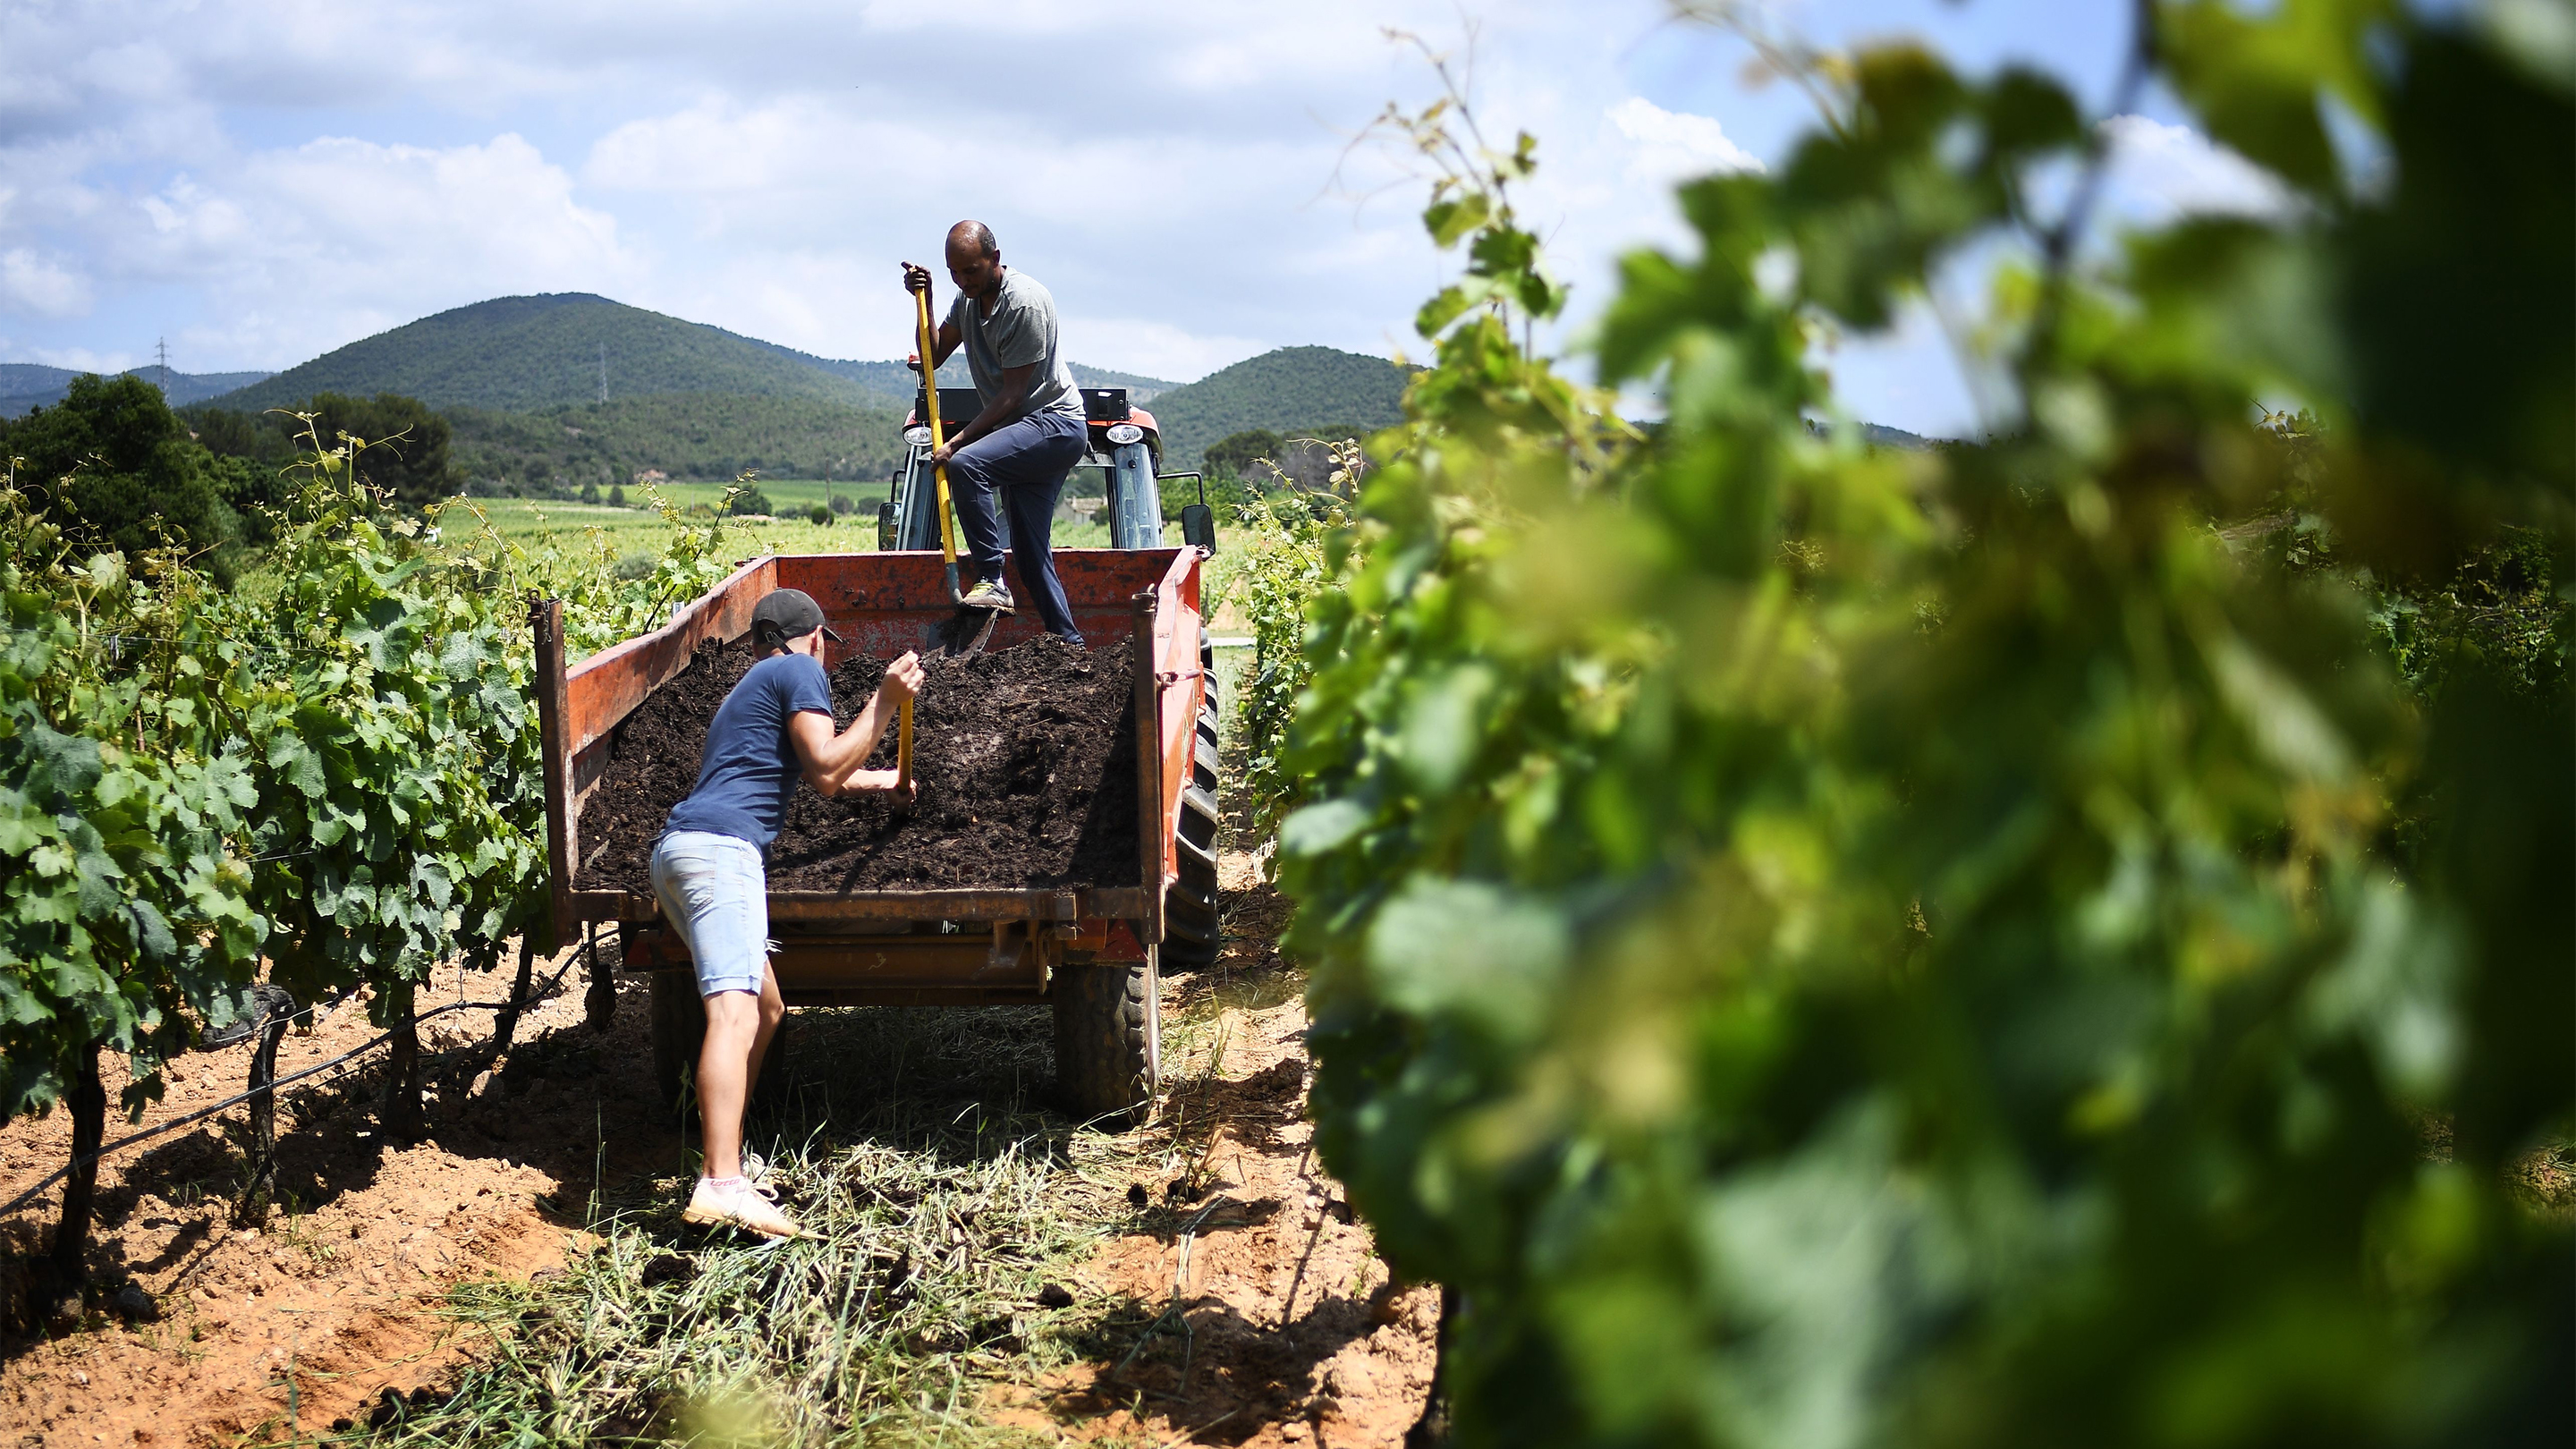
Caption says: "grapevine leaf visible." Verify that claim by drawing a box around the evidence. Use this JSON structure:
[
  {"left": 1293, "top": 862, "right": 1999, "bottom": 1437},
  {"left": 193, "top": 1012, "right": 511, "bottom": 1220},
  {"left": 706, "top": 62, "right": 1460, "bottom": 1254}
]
[{"left": 1281, "top": 800, "right": 1371, "bottom": 858}]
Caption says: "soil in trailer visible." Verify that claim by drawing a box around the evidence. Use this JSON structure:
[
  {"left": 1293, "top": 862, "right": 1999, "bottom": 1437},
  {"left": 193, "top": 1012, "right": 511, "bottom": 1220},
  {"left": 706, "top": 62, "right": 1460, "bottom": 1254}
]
[{"left": 576, "top": 634, "right": 1141, "bottom": 893}]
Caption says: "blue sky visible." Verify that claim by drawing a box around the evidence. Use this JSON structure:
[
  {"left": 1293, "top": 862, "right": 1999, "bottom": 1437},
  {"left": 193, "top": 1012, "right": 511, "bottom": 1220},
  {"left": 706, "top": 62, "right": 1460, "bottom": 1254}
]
[{"left": 0, "top": 1, "right": 2293, "bottom": 436}]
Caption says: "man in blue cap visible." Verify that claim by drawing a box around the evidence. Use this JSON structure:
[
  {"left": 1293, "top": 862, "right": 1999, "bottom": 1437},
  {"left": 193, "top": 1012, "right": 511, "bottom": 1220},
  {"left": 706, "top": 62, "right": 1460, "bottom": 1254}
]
[
  {"left": 651, "top": 587, "right": 924, "bottom": 1238},
  {"left": 903, "top": 220, "right": 1089, "bottom": 646}
]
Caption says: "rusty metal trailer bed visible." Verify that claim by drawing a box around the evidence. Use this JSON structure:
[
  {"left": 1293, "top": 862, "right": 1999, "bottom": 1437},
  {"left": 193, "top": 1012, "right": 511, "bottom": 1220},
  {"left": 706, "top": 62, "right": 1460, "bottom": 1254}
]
[{"left": 528, "top": 547, "right": 1219, "bottom": 1118}]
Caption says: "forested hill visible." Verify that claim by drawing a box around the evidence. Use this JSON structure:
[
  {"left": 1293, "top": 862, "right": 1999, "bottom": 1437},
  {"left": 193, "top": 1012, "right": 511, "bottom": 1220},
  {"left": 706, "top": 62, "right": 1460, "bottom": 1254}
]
[
  {"left": 1144, "top": 346, "right": 1412, "bottom": 467},
  {"left": 208, "top": 294, "right": 885, "bottom": 412},
  {"left": 202, "top": 292, "right": 1174, "bottom": 414},
  {"left": 1069, "top": 364, "right": 1176, "bottom": 402},
  {"left": 444, "top": 394, "right": 906, "bottom": 490},
  {"left": 2, "top": 363, "right": 274, "bottom": 418}
]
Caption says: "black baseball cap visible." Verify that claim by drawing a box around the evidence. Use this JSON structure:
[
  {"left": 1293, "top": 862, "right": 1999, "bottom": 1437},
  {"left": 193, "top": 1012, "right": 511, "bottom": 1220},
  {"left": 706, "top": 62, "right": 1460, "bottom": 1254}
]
[{"left": 749, "top": 588, "right": 843, "bottom": 647}]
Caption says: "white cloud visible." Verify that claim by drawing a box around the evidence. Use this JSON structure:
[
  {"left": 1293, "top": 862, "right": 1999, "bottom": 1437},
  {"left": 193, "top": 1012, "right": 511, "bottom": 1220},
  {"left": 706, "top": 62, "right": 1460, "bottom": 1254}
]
[
  {"left": 1072, "top": 318, "right": 1275, "bottom": 384},
  {"left": 0, "top": 248, "right": 91, "bottom": 318},
  {"left": 0, "top": 0, "right": 2182, "bottom": 445},
  {"left": 26, "top": 344, "right": 140, "bottom": 373},
  {"left": 575, "top": 91, "right": 1425, "bottom": 371},
  {"left": 3, "top": 130, "right": 640, "bottom": 366},
  {"left": 854, "top": 0, "right": 1094, "bottom": 36},
  {"left": 1608, "top": 96, "right": 1765, "bottom": 187},
  {"left": 2101, "top": 114, "right": 2298, "bottom": 221},
  {"left": 0, "top": 0, "right": 1817, "bottom": 387}
]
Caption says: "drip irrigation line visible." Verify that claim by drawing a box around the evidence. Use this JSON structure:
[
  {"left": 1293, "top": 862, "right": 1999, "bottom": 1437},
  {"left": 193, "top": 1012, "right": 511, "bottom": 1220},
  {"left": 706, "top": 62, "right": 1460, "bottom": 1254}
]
[
  {"left": 1281, "top": 1189, "right": 1335, "bottom": 1333},
  {"left": 0, "top": 945, "right": 589, "bottom": 1223},
  {"left": 199, "top": 981, "right": 360, "bottom": 1048},
  {"left": 1112, "top": 1194, "right": 1233, "bottom": 1385}
]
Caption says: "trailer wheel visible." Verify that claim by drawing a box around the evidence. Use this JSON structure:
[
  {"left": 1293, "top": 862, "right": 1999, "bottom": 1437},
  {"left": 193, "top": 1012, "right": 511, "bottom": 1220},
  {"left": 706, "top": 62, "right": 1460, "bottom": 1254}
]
[
  {"left": 648, "top": 970, "right": 705, "bottom": 1112},
  {"left": 1054, "top": 953, "right": 1160, "bottom": 1123},
  {"left": 584, "top": 932, "right": 618, "bottom": 1032},
  {"left": 648, "top": 972, "right": 789, "bottom": 1112},
  {"left": 752, "top": 1014, "right": 791, "bottom": 1112}
]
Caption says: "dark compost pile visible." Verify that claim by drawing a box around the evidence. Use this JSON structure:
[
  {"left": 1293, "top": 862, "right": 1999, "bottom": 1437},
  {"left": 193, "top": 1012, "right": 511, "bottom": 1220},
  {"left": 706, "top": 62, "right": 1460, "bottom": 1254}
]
[{"left": 575, "top": 634, "right": 1140, "bottom": 892}]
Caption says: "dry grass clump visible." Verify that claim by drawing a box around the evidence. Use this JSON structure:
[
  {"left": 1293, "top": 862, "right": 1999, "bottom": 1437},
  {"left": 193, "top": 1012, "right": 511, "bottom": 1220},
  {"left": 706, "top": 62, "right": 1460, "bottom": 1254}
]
[{"left": 368, "top": 1003, "right": 1178, "bottom": 1447}]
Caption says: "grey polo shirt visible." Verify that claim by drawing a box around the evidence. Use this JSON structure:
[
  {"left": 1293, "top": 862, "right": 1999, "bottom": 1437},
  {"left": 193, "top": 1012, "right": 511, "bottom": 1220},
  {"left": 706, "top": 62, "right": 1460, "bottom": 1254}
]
[{"left": 946, "top": 268, "right": 1084, "bottom": 424}]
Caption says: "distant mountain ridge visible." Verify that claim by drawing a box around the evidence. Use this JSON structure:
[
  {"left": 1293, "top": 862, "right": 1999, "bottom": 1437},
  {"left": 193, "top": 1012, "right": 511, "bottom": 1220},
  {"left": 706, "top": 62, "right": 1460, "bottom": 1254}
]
[
  {"left": 1141, "top": 345, "right": 1414, "bottom": 468},
  {"left": 199, "top": 293, "right": 1176, "bottom": 415},
  {"left": 211, "top": 294, "right": 869, "bottom": 412},
  {"left": 17, "top": 292, "right": 1419, "bottom": 490},
  {"left": 1, "top": 363, "right": 274, "bottom": 419}
]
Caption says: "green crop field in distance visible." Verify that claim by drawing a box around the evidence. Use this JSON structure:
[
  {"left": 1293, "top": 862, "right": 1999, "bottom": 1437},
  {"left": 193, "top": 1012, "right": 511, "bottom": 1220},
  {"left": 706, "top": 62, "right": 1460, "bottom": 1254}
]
[{"left": 456, "top": 485, "right": 1220, "bottom": 579}]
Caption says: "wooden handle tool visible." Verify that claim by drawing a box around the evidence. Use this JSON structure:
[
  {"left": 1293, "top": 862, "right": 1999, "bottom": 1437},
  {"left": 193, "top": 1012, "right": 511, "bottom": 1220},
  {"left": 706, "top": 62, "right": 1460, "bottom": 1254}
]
[{"left": 910, "top": 280, "right": 962, "bottom": 606}]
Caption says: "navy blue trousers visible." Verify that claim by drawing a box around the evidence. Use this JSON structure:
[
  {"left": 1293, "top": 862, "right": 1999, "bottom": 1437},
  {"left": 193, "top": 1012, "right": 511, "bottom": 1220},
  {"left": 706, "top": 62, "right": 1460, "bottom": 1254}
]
[{"left": 948, "top": 407, "right": 1087, "bottom": 645}]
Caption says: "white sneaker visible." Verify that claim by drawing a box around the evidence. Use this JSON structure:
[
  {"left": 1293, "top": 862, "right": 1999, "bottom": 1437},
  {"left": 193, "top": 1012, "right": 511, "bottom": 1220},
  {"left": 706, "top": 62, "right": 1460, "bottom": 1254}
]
[{"left": 682, "top": 1176, "right": 810, "bottom": 1240}]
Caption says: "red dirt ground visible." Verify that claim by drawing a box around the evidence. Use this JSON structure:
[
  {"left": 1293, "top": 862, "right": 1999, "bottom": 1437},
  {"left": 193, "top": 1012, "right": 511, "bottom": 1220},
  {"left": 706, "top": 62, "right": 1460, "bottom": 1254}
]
[
  {"left": 0, "top": 947, "right": 633, "bottom": 1443},
  {"left": 0, "top": 845, "right": 1436, "bottom": 1447}
]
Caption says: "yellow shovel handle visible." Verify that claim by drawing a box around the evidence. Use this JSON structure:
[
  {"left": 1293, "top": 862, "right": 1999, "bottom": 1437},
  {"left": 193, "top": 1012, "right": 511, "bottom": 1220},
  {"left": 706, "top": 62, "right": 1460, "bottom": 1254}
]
[
  {"left": 911, "top": 286, "right": 959, "bottom": 564},
  {"left": 896, "top": 697, "right": 913, "bottom": 788}
]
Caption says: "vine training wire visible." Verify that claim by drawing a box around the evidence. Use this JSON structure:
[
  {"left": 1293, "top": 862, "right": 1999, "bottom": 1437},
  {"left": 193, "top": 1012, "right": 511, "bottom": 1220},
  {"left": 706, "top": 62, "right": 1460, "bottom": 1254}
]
[{"left": 0, "top": 941, "right": 592, "bottom": 1224}]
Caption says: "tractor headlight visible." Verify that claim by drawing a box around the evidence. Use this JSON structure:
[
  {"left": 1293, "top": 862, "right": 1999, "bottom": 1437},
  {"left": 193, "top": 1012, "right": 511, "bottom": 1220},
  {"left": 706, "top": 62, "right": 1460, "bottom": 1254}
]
[
  {"left": 903, "top": 425, "right": 935, "bottom": 447},
  {"left": 1105, "top": 422, "right": 1144, "bottom": 446}
]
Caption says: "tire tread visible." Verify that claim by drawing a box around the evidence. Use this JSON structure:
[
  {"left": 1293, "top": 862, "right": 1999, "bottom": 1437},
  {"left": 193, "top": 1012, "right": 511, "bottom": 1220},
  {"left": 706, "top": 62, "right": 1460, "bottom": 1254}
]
[{"left": 1054, "top": 957, "right": 1160, "bottom": 1121}]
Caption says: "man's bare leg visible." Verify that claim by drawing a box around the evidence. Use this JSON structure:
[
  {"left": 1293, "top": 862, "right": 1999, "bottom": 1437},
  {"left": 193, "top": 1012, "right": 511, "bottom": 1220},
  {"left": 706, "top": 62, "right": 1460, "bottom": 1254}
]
[{"left": 697, "top": 963, "right": 785, "bottom": 1181}]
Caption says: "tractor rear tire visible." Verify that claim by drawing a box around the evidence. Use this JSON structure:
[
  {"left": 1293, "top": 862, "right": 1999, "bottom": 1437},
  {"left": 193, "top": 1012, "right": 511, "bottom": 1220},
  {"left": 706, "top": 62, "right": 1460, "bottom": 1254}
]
[
  {"left": 1163, "top": 784, "right": 1224, "bottom": 966},
  {"left": 1165, "top": 637, "right": 1224, "bottom": 967},
  {"left": 1054, "top": 954, "right": 1160, "bottom": 1123}
]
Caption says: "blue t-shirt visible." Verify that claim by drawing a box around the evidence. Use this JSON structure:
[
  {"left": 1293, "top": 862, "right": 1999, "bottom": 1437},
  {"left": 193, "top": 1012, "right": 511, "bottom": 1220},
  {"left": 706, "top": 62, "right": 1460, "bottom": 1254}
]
[{"left": 663, "top": 653, "right": 835, "bottom": 848}]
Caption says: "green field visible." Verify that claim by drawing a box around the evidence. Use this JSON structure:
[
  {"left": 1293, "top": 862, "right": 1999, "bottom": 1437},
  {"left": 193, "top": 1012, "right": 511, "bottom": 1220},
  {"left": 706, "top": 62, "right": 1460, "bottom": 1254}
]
[{"left": 453, "top": 477, "right": 1182, "bottom": 566}]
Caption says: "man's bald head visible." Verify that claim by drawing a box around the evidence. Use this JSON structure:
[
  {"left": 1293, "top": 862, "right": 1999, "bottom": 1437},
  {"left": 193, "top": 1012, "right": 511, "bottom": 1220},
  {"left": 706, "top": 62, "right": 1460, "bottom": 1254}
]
[{"left": 944, "top": 220, "right": 1004, "bottom": 301}]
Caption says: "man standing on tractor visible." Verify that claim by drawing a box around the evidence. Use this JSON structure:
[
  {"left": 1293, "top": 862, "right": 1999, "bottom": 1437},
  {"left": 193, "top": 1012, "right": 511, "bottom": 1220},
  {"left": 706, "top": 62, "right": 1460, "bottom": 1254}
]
[
  {"left": 652, "top": 588, "right": 925, "bottom": 1238},
  {"left": 902, "top": 221, "right": 1089, "bottom": 646}
]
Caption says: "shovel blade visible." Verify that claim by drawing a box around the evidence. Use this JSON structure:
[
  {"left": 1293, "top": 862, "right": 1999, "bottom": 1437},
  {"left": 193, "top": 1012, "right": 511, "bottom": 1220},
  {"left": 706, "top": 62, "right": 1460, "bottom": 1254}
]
[{"left": 934, "top": 606, "right": 1004, "bottom": 659}]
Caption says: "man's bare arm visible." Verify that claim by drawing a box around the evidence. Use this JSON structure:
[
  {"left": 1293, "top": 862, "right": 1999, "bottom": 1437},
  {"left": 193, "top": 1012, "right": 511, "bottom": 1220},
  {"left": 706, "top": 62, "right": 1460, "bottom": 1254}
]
[
  {"left": 787, "top": 711, "right": 872, "bottom": 796},
  {"left": 786, "top": 654, "right": 924, "bottom": 795}
]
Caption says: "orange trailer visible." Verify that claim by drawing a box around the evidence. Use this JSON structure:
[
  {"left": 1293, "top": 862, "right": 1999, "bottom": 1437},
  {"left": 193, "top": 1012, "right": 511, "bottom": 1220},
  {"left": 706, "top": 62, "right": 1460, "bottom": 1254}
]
[{"left": 528, "top": 546, "right": 1219, "bottom": 1117}]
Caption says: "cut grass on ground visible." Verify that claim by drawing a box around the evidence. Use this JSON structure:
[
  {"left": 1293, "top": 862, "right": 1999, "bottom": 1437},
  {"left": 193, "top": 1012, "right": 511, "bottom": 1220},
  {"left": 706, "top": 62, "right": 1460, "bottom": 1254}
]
[{"left": 359, "top": 989, "right": 1262, "bottom": 1448}]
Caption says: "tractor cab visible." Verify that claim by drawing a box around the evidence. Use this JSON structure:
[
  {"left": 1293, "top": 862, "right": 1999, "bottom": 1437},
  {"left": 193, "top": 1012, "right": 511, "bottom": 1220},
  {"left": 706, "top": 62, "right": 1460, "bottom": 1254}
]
[{"left": 879, "top": 386, "right": 1213, "bottom": 555}]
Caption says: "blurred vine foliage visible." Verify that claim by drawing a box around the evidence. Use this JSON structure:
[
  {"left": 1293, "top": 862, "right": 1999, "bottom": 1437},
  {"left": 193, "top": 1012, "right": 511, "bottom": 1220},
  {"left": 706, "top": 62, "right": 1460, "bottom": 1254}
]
[{"left": 1281, "top": 5, "right": 2570, "bottom": 1445}]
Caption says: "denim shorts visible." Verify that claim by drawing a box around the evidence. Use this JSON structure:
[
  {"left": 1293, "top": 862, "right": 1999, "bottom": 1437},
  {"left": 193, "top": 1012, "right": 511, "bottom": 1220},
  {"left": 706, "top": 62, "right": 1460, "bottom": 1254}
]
[{"left": 648, "top": 830, "right": 772, "bottom": 996}]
